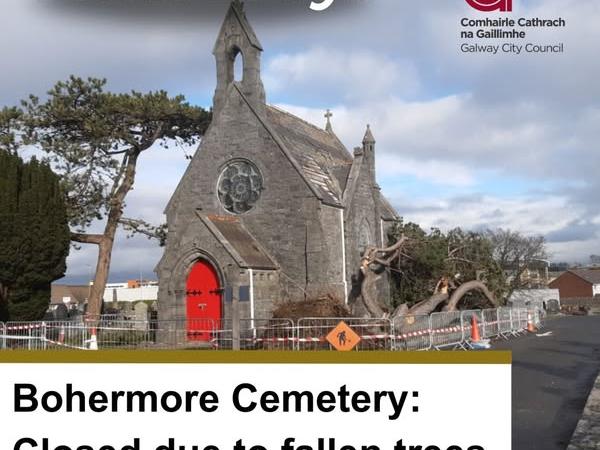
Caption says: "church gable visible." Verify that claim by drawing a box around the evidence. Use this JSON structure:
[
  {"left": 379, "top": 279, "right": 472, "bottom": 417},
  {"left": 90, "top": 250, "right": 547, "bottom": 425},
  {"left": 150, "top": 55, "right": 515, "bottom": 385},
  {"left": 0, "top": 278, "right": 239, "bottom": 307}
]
[
  {"left": 213, "top": 0, "right": 265, "bottom": 118},
  {"left": 165, "top": 82, "right": 317, "bottom": 220},
  {"left": 213, "top": 0, "right": 262, "bottom": 54}
]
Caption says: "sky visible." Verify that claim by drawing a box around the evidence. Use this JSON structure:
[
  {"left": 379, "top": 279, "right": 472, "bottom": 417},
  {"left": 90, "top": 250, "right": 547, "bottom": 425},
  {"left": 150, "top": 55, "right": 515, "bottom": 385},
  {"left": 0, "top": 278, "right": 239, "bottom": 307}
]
[{"left": 1, "top": 0, "right": 599, "bottom": 283}]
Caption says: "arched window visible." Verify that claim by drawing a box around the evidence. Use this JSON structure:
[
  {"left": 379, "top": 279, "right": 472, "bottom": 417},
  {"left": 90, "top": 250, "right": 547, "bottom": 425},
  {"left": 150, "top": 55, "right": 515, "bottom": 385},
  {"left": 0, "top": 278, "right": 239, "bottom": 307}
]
[{"left": 231, "top": 47, "right": 244, "bottom": 82}]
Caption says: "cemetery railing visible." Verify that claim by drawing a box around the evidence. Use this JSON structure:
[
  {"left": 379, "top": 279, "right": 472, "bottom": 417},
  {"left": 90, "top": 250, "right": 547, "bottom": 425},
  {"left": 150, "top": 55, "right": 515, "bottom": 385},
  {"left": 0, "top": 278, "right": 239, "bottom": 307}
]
[{"left": 0, "top": 306, "right": 545, "bottom": 352}]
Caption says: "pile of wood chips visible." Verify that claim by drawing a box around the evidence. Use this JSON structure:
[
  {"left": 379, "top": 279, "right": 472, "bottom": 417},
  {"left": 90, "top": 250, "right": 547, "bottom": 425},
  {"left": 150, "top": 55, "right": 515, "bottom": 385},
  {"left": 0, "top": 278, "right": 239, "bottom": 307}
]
[{"left": 272, "top": 294, "right": 352, "bottom": 320}]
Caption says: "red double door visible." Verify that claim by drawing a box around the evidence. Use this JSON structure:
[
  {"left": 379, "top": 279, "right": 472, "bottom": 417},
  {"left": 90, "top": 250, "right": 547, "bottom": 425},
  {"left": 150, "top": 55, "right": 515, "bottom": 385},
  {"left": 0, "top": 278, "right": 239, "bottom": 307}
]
[{"left": 186, "top": 260, "right": 222, "bottom": 341}]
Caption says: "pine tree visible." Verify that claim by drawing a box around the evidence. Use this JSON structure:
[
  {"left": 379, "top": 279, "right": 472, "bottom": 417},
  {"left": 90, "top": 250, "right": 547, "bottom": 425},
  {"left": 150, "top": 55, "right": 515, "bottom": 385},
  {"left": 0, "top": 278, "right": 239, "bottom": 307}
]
[{"left": 23, "top": 76, "right": 211, "bottom": 317}]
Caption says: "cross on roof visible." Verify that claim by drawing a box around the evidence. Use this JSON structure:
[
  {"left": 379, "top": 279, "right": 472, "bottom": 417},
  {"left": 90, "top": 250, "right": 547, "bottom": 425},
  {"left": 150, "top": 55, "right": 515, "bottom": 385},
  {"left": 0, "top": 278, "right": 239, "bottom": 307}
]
[{"left": 325, "top": 109, "right": 333, "bottom": 132}]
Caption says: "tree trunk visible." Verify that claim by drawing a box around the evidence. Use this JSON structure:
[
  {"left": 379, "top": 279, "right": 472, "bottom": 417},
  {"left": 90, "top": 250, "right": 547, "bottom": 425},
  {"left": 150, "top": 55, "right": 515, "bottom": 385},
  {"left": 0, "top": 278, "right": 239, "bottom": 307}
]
[
  {"left": 444, "top": 280, "right": 498, "bottom": 311},
  {"left": 405, "top": 293, "right": 450, "bottom": 317},
  {"left": 0, "top": 283, "right": 8, "bottom": 304},
  {"left": 0, "top": 282, "right": 9, "bottom": 320},
  {"left": 357, "top": 237, "right": 410, "bottom": 318},
  {"left": 77, "top": 151, "right": 140, "bottom": 319},
  {"left": 86, "top": 237, "right": 114, "bottom": 317},
  {"left": 359, "top": 268, "right": 386, "bottom": 317}
]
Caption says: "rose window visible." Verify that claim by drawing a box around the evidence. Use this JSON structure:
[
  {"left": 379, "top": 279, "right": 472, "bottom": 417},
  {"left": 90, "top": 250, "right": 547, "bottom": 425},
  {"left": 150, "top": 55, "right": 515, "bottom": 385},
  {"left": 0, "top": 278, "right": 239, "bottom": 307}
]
[{"left": 217, "top": 160, "right": 263, "bottom": 214}]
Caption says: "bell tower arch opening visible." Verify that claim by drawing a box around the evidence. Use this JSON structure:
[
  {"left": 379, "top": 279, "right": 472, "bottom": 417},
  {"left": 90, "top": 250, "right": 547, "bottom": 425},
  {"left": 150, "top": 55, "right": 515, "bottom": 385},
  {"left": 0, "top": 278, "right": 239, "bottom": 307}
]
[
  {"left": 231, "top": 46, "right": 244, "bottom": 82},
  {"left": 213, "top": 0, "right": 266, "bottom": 117}
]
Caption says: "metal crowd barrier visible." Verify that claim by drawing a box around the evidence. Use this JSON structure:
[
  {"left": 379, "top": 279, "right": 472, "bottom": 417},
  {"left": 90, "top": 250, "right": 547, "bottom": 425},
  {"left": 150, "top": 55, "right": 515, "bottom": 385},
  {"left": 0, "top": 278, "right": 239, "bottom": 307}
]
[
  {"left": 2, "top": 321, "right": 49, "bottom": 350},
  {"left": 215, "top": 318, "right": 295, "bottom": 350},
  {"left": 1, "top": 322, "right": 5, "bottom": 350},
  {"left": 393, "top": 314, "right": 431, "bottom": 351},
  {"left": 482, "top": 308, "right": 499, "bottom": 339},
  {"left": 512, "top": 308, "right": 528, "bottom": 336},
  {"left": 155, "top": 318, "right": 217, "bottom": 349},
  {"left": 430, "top": 311, "right": 464, "bottom": 350},
  {"left": 497, "top": 307, "right": 512, "bottom": 339},
  {"left": 0, "top": 306, "right": 546, "bottom": 352}
]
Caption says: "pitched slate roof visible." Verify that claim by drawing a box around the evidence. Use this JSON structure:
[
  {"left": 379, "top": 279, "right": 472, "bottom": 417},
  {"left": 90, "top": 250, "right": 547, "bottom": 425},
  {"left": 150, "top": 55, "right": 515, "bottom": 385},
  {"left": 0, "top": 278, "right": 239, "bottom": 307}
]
[
  {"left": 200, "top": 214, "right": 278, "bottom": 270},
  {"left": 266, "top": 105, "right": 353, "bottom": 206},
  {"left": 264, "top": 104, "right": 399, "bottom": 220},
  {"left": 569, "top": 269, "right": 600, "bottom": 285}
]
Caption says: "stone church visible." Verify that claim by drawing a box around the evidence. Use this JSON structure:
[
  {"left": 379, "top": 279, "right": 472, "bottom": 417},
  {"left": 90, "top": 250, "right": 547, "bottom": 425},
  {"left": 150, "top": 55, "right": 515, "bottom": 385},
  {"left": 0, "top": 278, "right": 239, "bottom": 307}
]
[{"left": 156, "top": 0, "right": 398, "bottom": 336}]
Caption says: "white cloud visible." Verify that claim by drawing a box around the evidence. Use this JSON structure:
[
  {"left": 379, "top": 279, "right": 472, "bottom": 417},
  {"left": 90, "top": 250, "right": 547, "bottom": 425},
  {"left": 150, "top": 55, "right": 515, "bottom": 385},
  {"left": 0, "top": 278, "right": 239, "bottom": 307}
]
[
  {"left": 275, "top": 94, "right": 585, "bottom": 181},
  {"left": 397, "top": 194, "right": 593, "bottom": 262},
  {"left": 377, "top": 155, "right": 475, "bottom": 187},
  {"left": 264, "top": 48, "right": 420, "bottom": 102},
  {"left": 4, "top": 0, "right": 600, "bottom": 279},
  {"left": 400, "top": 194, "right": 576, "bottom": 235}
]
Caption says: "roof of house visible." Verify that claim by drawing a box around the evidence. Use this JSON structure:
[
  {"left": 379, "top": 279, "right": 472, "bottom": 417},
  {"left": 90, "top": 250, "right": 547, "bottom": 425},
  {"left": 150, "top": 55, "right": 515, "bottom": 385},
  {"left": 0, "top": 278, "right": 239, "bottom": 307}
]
[
  {"left": 568, "top": 269, "right": 600, "bottom": 285},
  {"left": 50, "top": 285, "right": 89, "bottom": 305}
]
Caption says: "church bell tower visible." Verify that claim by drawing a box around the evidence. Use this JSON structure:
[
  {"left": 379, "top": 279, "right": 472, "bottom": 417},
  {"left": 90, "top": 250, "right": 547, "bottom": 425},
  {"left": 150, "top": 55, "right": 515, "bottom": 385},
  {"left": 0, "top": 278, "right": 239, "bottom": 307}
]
[{"left": 213, "top": 0, "right": 266, "bottom": 117}]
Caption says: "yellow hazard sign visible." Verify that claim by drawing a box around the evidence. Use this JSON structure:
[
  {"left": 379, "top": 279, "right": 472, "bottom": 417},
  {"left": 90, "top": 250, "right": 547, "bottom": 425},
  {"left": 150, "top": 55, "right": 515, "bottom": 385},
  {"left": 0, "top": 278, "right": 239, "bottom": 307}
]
[{"left": 326, "top": 321, "right": 361, "bottom": 351}]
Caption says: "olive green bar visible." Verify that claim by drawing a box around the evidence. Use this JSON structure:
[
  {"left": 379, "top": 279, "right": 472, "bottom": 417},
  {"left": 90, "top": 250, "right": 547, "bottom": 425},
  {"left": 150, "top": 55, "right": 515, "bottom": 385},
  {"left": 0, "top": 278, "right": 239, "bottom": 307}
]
[{"left": 0, "top": 351, "right": 511, "bottom": 364}]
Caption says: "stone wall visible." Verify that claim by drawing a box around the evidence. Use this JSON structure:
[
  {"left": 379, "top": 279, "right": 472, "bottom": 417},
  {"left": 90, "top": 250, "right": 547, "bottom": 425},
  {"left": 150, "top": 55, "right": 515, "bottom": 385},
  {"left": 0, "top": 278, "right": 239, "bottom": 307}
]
[
  {"left": 561, "top": 297, "right": 600, "bottom": 307},
  {"left": 158, "top": 85, "right": 348, "bottom": 318}
]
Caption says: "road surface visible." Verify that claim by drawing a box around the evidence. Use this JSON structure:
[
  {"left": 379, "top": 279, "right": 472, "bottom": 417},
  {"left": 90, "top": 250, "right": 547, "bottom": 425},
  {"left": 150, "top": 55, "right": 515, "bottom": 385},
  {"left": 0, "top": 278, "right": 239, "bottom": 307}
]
[{"left": 492, "top": 315, "right": 600, "bottom": 450}]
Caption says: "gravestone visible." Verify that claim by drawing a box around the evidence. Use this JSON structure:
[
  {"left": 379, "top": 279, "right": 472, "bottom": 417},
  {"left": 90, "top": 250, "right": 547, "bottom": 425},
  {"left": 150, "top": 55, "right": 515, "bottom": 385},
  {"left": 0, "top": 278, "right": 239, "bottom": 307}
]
[
  {"left": 134, "top": 302, "right": 149, "bottom": 330},
  {"left": 111, "top": 288, "right": 119, "bottom": 309},
  {"left": 55, "top": 304, "right": 69, "bottom": 321},
  {"left": 546, "top": 299, "right": 560, "bottom": 314},
  {"left": 121, "top": 301, "right": 134, "bottom": 319}
]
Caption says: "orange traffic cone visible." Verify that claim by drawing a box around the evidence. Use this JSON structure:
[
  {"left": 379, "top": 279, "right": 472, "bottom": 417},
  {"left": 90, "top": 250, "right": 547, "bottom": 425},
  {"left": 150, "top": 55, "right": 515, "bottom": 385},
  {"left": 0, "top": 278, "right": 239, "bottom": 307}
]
[
  {"left": 527, "top": 313, "right": 538, "bottom": 333},
  {"left": 471, "top": 315, "right": 481, "bottom": 342}
]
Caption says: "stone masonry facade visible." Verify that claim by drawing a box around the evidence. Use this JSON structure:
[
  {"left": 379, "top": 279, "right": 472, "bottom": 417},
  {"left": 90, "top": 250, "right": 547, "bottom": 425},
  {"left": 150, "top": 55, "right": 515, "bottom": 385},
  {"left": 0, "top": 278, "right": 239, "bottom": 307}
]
[{"left": 155, "top": 0, "right": 399, "bottom": 324}]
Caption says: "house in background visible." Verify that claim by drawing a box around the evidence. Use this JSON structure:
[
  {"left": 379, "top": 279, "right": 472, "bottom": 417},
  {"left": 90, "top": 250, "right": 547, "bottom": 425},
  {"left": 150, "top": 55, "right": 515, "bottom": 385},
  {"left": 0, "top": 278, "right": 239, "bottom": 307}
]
[
  {"left": 103, "top": 280, "right": 158, "bottom": 303},
  {"left": 49, "top": 284, "right": 90, "bottom": 311},
  {"left": 549, "top": 269, "right": 600, "bottom": 300},
  {"left": 50, "top": 280, "right": 159, "bottom": 313}
]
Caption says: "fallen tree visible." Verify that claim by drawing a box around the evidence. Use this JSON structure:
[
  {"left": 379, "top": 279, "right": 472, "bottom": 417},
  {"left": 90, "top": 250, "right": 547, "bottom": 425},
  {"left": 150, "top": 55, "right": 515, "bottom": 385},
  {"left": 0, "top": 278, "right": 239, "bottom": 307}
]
[{"left": 355, "top": 223, "right": 503, "bottom": 319}]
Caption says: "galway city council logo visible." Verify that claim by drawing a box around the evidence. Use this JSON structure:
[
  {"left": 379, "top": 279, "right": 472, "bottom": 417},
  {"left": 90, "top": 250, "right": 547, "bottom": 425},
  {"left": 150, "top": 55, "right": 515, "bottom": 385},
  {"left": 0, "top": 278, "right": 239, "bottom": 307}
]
[{"left": 465, "top": 0, "right": 512, "bottom": 12}]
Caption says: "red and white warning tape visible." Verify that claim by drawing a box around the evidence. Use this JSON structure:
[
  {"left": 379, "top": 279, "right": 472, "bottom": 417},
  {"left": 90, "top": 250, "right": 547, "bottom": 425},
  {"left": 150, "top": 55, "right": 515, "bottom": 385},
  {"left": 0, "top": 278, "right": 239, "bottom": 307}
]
[
  {"left": 42, "top": 338, "right": 89, "bottom": 351},
  {"left": 5, "top": 323, "right": 45, "bottom": 331}
]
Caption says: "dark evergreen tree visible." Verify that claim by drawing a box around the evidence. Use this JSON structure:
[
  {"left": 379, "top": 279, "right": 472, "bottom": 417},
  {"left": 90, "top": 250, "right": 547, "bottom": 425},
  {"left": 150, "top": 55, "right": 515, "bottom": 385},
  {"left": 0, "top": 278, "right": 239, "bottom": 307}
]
[{"left": 0, "top": 151, "right": 70, "bottom": 321}]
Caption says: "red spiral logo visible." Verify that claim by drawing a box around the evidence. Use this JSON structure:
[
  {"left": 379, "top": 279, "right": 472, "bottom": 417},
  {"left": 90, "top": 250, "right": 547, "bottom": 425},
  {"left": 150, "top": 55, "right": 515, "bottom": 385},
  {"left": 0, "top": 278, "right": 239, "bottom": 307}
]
[{"left": 465, "top": 0, "right": 512, "bottom": 12}]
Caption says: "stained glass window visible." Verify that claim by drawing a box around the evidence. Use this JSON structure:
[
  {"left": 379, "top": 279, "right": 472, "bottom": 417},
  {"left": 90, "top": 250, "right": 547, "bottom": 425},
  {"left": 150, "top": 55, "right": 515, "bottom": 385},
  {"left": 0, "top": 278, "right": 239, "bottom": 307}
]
[{"left": 217, "top": 160, "right": 263, "bottom": 214}]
